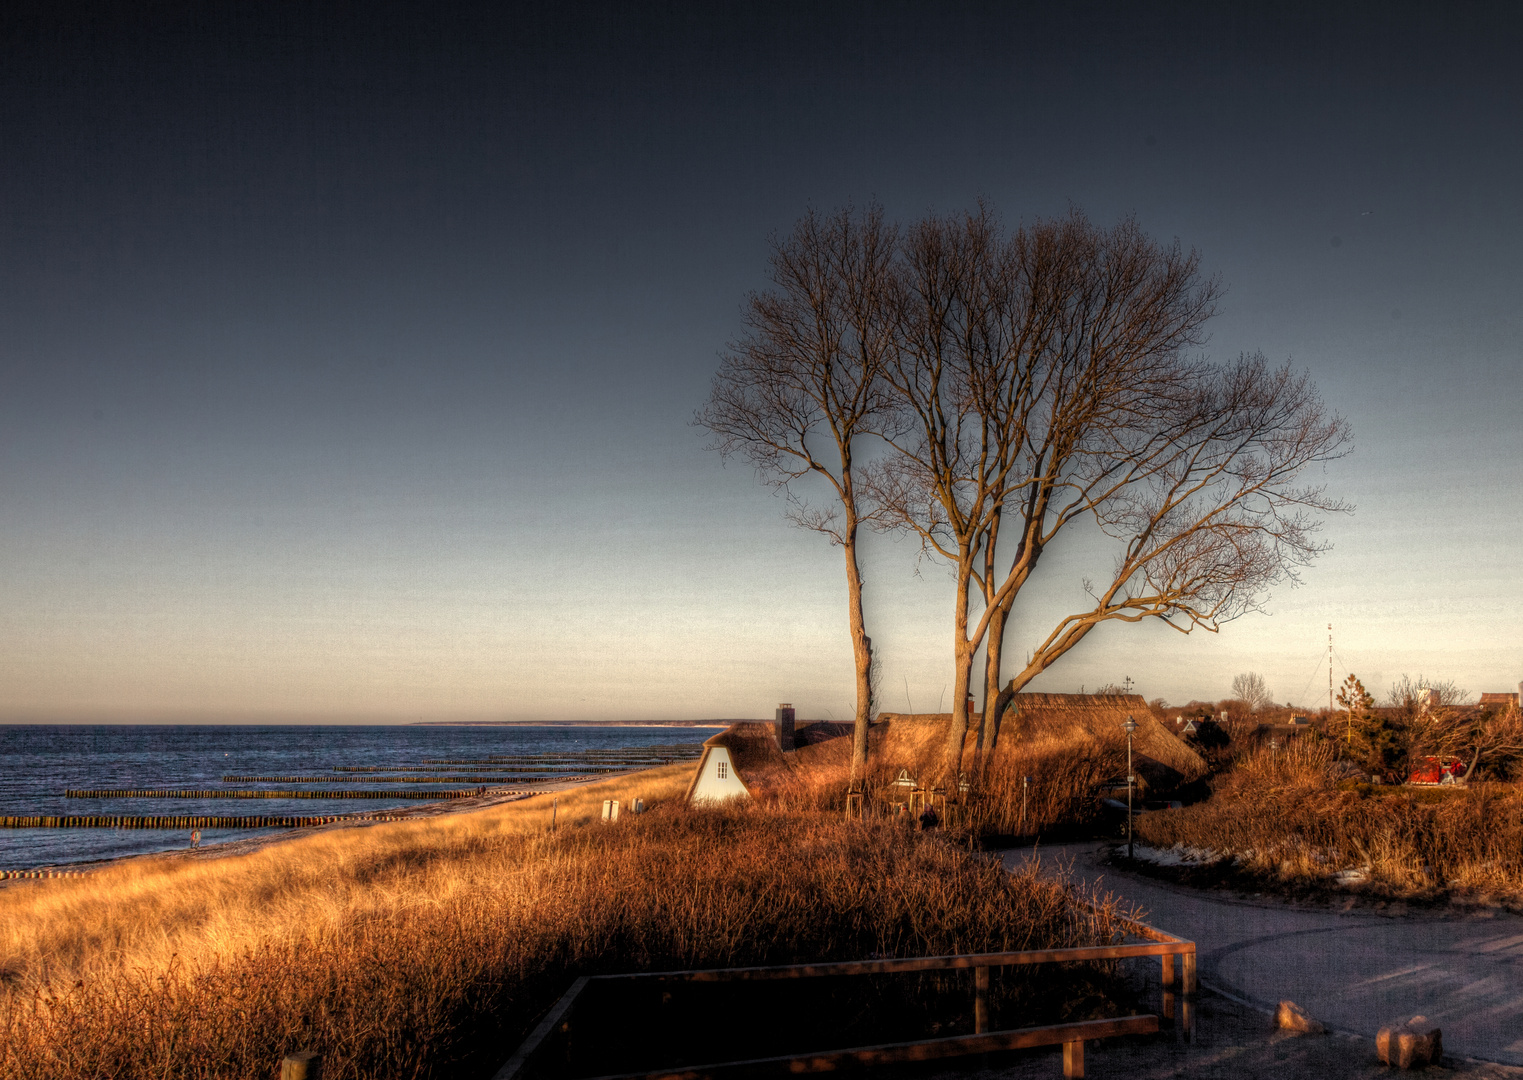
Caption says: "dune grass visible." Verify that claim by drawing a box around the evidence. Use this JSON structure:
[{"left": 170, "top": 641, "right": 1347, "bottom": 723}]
[
  {"left": 1135, "top": 739, "right": 1523, "bottom": 904},
  {"left": 1, "top": 763, "right": 1130, "bottom": 1080}
]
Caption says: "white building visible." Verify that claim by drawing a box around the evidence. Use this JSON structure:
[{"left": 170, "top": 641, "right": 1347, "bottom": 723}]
[{"left": 686, "top": 741, "right": 753, "bottom": 804}]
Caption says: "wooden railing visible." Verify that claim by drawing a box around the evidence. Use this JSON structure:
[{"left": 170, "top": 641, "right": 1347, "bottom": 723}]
[{"left": 491, "top": 922, "right": 1196, "bottom": 1080}]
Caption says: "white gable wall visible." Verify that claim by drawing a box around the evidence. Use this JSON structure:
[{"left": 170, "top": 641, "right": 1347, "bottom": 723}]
[{"left": 689, "top": 747, "right": 751, "bottom": 804}]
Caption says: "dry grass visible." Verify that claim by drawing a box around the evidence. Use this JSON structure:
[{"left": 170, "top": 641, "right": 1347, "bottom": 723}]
[
  {"left": 0, "top": 764, "right": 1129, "bottom": 1080},
  {"left": 1135, "top": 740, "right": 1523, "bottom": 904}
]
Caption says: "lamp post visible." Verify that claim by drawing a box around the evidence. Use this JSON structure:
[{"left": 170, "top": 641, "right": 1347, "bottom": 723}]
[
  {"left": 1122, "top": 715, "right": 1138, "bottom": 859},
  {"left": 1270, "top": 737, "right": 1279, "bottom": 771}
]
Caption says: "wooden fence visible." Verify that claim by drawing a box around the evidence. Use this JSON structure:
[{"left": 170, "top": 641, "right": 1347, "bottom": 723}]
[{"left": 491, "top": 920, "right": 1195, "bottom": 1080}]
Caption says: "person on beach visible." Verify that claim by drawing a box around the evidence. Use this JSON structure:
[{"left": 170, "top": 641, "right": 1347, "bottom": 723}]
[{"left": 190, "top": 829, "right": 201, "bottom": 848}]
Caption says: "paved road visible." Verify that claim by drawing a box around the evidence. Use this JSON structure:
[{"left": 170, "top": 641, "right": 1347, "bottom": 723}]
[{"left": 1003, "top": 842, "right": 1523, "bottom": 1066}]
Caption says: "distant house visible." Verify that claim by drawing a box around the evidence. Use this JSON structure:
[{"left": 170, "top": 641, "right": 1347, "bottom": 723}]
[
  {"left": 1409, "top": 756, "right": 1466, "bottom": 785},
  {"left": 684, "top": 719, "right": 851, "bottom": 805},
  {"left": 1479, "top": 692, "right": 1520, "bottom": 709},
  {"left": 875, "top": 693, "right": 1207, "bottom": 794}
]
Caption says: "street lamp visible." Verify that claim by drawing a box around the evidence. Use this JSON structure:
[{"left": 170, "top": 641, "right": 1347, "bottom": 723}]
[
  {"left": 1270, "top": 737, "right": 1279, "bottom": 770},
  {"left": 1122, "top": 715, "right": 1138, "bottom": 858}
]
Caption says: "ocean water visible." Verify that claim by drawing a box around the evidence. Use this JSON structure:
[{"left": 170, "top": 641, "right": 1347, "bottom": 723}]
[{"left": 0, "top": 724, "right": 718, "bottom": 871}]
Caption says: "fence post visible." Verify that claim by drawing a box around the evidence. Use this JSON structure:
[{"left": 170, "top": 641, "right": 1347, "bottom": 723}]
[
  {"left": 1182, "top": 946, "right": 1197, "bottom": 994},
  {"left": 1062, "top": 1038, "right": 1084, "bottom": 1078},
  {"left": 281, "top": 1050, "right": 322, "bottom": 1080},
  {"left": 974, "top": 966, "right": 989, "bottom": 1034}
]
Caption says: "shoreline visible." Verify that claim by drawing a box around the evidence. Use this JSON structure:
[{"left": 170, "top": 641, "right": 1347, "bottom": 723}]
[{"left": 0, "top": 771, "right": 623, "bottom": 879}]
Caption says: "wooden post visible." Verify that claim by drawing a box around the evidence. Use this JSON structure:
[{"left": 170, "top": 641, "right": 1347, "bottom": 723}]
[
  {"left": 1182, "top": 947, "right": 1197, "bottom": 994},
  {"left": 1062, "top": 1038, "right": 1084, "bottom": 1078},
  {"left": 974, "top": 966, "right": 989, "bottom": 1034},
  {"left": 1160, "top": 952, "right": 1174, "bottom": 989},
  {"left": 281, "top": 1050, "right": 322, "bottom": 1080}
]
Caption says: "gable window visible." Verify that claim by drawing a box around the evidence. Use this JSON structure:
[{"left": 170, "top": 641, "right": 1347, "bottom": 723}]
[{"left": 717, "top": 760, "right": 728, "bottom": 779}]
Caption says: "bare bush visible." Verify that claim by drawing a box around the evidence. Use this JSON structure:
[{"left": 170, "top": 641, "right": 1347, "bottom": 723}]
[{"left": 1230, "top": 673, "right": 1272, "bottom": 712}]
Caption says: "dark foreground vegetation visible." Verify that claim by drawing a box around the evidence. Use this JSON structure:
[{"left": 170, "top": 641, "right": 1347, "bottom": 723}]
[{"left": 0, "top": 779, "right": 1131, "bottom": 1080}]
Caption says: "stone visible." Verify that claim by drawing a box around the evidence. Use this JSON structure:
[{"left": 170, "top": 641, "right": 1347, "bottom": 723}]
[
  {"left": 1377, "top": 1016, "right": 1442, "bottom": 1068},
  {"left": 1275, "top": 1000, "right": 1326, "bottom": 1034}
]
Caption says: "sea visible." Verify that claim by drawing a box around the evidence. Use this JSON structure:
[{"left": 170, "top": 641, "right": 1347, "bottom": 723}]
[{"left": 0, "top": 724, "right": 720, "bottom": 872}]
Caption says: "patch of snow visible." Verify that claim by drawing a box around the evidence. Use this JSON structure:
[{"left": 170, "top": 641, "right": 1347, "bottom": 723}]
[
  {"left": 1129, "top": 843, "right": 1223, "bottom": 866},
  {"left": 1333, "top": 867, "right": 1370, "bottom": 885}
]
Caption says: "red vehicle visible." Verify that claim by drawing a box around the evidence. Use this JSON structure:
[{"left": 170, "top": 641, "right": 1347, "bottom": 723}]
[{"left": 1408, "top": 756, "right": 1466, "bottom": 785}]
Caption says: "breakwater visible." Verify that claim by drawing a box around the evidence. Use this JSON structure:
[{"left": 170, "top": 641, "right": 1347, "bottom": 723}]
[
  {"left": 0, "top": 868, "right": 93, "bottom": 879},
  {"left": 0, "top": 813, "right": 404, "bottom": 829},
  {"left": 65, "top": 789, "right": 495, "bottom": 800},
  {"left": 329, "top": 765, "right": 625, "bottom": 773},
  {"left": 221, "top": 774, "right": 599, "bottom": 784}
]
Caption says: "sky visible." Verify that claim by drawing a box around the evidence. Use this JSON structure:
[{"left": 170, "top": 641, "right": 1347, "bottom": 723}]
[{"left": 1, "top": 2, "right": 1520, "bottom": 723}]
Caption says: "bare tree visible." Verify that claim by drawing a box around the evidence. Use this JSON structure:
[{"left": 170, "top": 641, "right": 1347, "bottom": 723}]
[
  {"left": 1386, "top": 674, "right": 1469, "bottom": 712},
  {"left": 698, "top": 205, "right": 898, "bottom": 792},
  {"left": 870, "top": 210, "right": 1239, "bottom": 778},
  {"left": 1232, "top": 672, "right": 1273, "bottom": 712},
  {"left": 987, "top": 353, "right": 1351, "bottom": 744},
  {"left": 869, "top": 208, "right": 1350, "bottom": 780},
  {"left": 1411, "top": 703, "right": 1523, "bottom": 781}
]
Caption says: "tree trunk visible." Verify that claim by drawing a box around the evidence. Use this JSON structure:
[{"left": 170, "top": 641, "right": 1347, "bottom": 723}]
[
  {"left": 945, "top": 647, "right": 975, "bottom": 784},
  {"left": 944, "top": 559, "right": 976, "bottom": 783},
  {"left": 973, "top": 603, "right": 1009, "bottom": 774},
  {"left": 843, "top": 524, "right": 872, "bottom": 791},
  {"left": 988, "top": 680, "right": 1016, "bottom": 758},
  {"left": 1462, "top": 751, "right": 1482, "bottom": 782}
]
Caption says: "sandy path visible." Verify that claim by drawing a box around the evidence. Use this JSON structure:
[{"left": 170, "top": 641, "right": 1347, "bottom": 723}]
[{"left": 1002, "top": 841, "right": 1523, "bottom": 1067}]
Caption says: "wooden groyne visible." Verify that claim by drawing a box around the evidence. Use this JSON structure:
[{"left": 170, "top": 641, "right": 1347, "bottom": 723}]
[
  {"left": 65, "top": 789, "right": 486, "bottom": 800},
  {"left": 221, "top": 774, "right": 599, "bottom": 784},
  {"left": 418, "top": 755, "right": 699, "bottom": 765},
  {"left": 0, "top": 868, "right": 93, "bottom": 880},
  {"left": 0, "top": 813, "right": 406, "bottom": 829},
  {"left": 329, "top": 765, "right": 628, "bottom": 773}
]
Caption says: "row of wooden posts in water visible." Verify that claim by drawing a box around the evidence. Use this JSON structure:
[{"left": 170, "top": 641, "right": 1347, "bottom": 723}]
[
  {"left": 64, "top": 788, "right": 512, "bottom": 800},
  {"left": 329, "top": 764, "right": 634, "bottom": 772},
  {"left": 219, "top": 774, "right": 600, "bottom": 784},
  {"left": 0, "top": 813, "right": 407, "bottom": 829},
  {"left": 416, "top": 754, "right": 700, "bottom": 765},
  {"left": 324, "top": 761, "right": 627, "bottom": 770}
]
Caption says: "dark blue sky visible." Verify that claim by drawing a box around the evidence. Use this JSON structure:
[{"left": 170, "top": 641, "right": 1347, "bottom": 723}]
[{"left": 2, "top": 2, "right": 1520, "bottom": 721}]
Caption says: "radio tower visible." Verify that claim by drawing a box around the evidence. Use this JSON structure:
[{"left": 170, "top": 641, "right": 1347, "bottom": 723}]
[{"left": 1328, "top": 624, "right": 1334, "bottom": 717}]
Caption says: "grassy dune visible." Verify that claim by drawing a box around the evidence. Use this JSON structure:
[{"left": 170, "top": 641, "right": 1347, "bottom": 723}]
[{"left": 1, "top": 763, "right": 1129, "bottom": 1080}]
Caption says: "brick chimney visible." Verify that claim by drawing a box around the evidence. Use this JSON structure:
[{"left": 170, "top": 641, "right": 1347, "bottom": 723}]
[{"left": 775, "top": 704, "right": 796, "bottom": 753}]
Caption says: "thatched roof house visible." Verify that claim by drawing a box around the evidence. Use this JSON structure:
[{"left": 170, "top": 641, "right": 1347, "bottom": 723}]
[
  {"left": 684, "top": 721, "right": 852, "bottom": 804},
  {"left": 874, "top": 693, "right": 1206, "bottom": 792}
]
